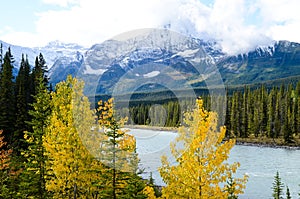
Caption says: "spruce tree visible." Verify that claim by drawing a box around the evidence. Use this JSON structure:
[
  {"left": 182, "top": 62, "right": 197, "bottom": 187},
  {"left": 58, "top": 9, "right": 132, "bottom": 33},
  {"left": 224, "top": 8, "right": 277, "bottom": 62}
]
[
  {"left": 272, "top": 171, "right": 284, "bottom": 199},
  {"left": 286, "top": 186, "right": 291, "bottom": 199},
  {"left": 14, "top": 54, "right": 31, "bottom": 152},
  {"left": 31, "top": 53, "right": 48, "bottom": 97},
  {"left": 20, "top": 75, "right": 51, "bottom": 198},
  {"left": 241, "top": 86, "right": 249, "bottom": 138},
  {"left": 267, "top": 89, "right": 276, "bottom": 138},
  {"left": 97, "top": 98, "right": 146, "bottom": 198},
  {"left": 0, "top": 43, "right": 2, "bottom": 66},
  {"left": 0, "top": 48, "right": 16, "bottom": 146},
  {"left": 226, "top": 175, "right": 238, "bottom": 199},
  {"left": 283, "top": 85, "right": 293, "bottom": 143}
]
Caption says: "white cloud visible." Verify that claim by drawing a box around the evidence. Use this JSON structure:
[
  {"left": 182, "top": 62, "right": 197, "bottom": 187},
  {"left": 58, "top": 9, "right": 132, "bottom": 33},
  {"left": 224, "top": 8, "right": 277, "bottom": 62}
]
[
  {"left": 1, "top": 0, "right": 300, "bottom": 55},
  {"left": 255, "top": 0, "right": 300, "bottom": 42},
  {"left": 42, "top": 0, "right": 79, "bottom": 7}
]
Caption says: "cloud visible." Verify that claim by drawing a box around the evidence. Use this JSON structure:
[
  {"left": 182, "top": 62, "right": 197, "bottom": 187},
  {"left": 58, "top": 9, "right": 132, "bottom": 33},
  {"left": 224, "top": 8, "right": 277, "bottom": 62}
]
[
  {"left": 1, "top": 0, "right": 300, "bottom": 55},
  {"left": 255, "top": 0, "right": 300, "bottom": 42},
  {"left": 42, "top": 0, "right": 80, "bottom": 7}
]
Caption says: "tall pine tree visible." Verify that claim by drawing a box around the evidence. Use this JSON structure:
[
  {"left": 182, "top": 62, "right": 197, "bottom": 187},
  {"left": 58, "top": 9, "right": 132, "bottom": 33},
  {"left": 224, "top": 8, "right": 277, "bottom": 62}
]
[
  {"left": 14, "top": 54, "right": 31, "bottom": 152},
  {"left": 19, "top": 74, "right": 51, "bottom": 198},
  {"left": 0, "top": 48, "right": 16, "bottom": 146},
  {"left": 272, "top": 171, "right": 284, "bottom": 199}
]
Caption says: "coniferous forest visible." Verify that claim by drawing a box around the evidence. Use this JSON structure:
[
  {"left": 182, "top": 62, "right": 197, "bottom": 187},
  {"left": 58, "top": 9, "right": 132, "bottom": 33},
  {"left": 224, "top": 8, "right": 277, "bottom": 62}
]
[
  {"left": 0, "top": 45, "right": 300, "bottom": 198},
  {"left": 123, "top": 83, "right": 300, "bottom": 145}
]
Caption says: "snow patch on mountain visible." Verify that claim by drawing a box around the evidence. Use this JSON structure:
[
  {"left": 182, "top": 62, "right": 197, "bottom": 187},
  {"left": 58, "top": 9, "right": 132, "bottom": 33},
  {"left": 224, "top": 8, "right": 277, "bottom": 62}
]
[
  {"left": 172, "top": 49, "right": 199, "bottom": 58},
  {"left": 0, "top": 40, "right": 87, "bottom": 71},
  {"left": 83, "top": 64, "right": 107, "bottom": 75},
  {"left": 143, "top": 71, "right": 160, "bottom": 78}
]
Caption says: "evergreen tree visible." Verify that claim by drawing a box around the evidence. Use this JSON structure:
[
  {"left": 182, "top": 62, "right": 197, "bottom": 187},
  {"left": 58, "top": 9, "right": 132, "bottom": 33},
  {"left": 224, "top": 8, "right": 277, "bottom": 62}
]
[
  {"left": 14, "top": 54, "right": 31, "bottom": 152},
  {"left": 147, "top": 172, "right": 161, "bottom": 197},
  {"left": 259, "top": 85, "right": 268, "bottom": 134},
  {"left": 283, "top": 85, "right": 293, "bottom": 143},
  {"left": 19, "top": 74, "right": 51, "bottom": 198},
  {"left": 97, "top": 98, "right": 146, "bottom": 198},
  {"left": 0, "top": 43, "right": 2, "bottom": 66},
  {"left": 31, "top": 53, "right": 48, "bottom": 97},
  {"left": 241, "top": 86, "right": 249, "bottom": 138},
  {"left": 0, "top": 48, "right": 16, "bottom": 146},
  {"left": 230, "top": 93, "right": 238, "bottom": 137},
  {"left": 226, "top": 175, "right": 238, "bottom": 199},
  {"left": 267, "top": 89, "right": 276, "bottom": 138},
  {"left": 274, "top": 89, "right": 281, "bottom": 138},
  {"left": 286, "top": 186, "right": 291, "bottom": 199},
  {"left": 272, "top": 171, "right": 284, "bottom": 199}
]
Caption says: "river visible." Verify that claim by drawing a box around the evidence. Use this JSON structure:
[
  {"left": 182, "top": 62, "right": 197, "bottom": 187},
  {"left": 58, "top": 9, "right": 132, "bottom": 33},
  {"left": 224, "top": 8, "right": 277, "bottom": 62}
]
[{"left": 129, "top": 128, "right": 300, "bottom": 199}]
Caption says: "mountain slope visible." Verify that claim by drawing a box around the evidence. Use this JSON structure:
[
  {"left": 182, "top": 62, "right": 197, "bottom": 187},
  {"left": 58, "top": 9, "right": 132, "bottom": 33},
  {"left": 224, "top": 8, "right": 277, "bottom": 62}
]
[
  {"left": 76, "top": 29, "right": 223, "bottom": 96},
  {"left": 2, "top": 36, "right": 300, "bottom": 97},
  {"left": 0, "top": 40, "right": 86, "bottom": 77},
  {"left": 218, "top": 41, "right": 300, "bottom": 85}
]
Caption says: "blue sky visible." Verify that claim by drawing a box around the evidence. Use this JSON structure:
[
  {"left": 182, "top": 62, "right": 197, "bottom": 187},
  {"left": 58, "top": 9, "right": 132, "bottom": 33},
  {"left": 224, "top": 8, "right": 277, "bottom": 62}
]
[{"left": 0, "top": 0, "right": 299, "bottom": 54}]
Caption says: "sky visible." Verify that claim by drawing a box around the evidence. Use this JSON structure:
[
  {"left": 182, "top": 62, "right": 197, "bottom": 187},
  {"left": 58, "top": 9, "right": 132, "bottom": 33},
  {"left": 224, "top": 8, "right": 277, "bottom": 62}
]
[{"left": 0, "top": 0, "right": 299, "bottom": 55}]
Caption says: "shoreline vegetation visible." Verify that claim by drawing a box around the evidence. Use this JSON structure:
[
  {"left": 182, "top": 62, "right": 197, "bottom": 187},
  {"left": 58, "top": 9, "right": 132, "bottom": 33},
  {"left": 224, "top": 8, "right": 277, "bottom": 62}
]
[{"left": 126, "top": 125, "right": 300, "bottom": 149}]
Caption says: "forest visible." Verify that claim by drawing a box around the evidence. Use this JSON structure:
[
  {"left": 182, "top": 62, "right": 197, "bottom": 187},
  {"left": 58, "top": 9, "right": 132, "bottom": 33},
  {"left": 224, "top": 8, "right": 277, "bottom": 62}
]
[
  {"left": 0, "top": 45, "right": 299, "bottom": 198},
  {"left": 120, "top": 82, "right": 300, "bottom": 145}
]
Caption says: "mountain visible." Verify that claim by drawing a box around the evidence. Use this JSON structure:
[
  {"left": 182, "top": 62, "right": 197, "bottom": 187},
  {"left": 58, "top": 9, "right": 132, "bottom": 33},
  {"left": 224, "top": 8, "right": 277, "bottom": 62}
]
[
  {"left": 76, "top": 29, "right": 225, "bottom": 96},
  {"left": 0, "top": 40, "right": 87, "bottom": 78},
  {"left": 76, "top": 31, "right": 300, "bottom": 97},
  {"left": 2, "top": 33, "right": 300, "bottom": 97},
  {"left": 218, "top": 40, "right": 300, "bottom": 85}
]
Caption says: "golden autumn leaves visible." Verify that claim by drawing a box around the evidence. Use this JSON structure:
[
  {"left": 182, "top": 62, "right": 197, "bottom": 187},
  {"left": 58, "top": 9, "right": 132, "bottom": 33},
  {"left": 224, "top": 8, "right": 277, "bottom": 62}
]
[
  {"left": 158, "top": 98, "right": 248, "bottom": 199},
  {"left": 40, "top": 76, "right": 141, "bottom": 198},
  {"left": 0, "top": 75, "right": 248, "bottom": 198}
]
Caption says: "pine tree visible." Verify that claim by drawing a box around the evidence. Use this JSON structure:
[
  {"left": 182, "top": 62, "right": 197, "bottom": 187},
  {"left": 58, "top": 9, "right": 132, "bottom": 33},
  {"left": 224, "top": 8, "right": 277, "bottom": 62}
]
[
  {"left": 284, "top": 85, "right": 293, "bottom": 143},
  {"left": 19, "top": 74, "right": 51, "bottom": 198},
  {"left": 0, "top": 48, "right": 16, "bottom": 146},
  {"left": 159, "top": 98, "right": 248, "bottom": 198},
  {"left": 97, "top": 98, "right": 146, "bottom": 198},
  {"left": 241, "top": 86, "right": 249, "bottom": 138},
  {"left": 272, "top": 171, "right": 284, "bottom": 199},
  {"left": 226, "top": 175, "right": 238, "bottom": 199},
  {"left": 14, "top": 54, "right": 31, "bottom": 152},
  {"left": 147, "top": 172, "right": 161, "bottom": 197},
  {"left": 267, "top": 89, "right": 276, "bottom": 138},
  {"left": 0, "top": 43, "right": 3, "bottom": 66},
  {"left": 31, "top": 53, "right": 48, "bottom": 97},
  {"left": 259, "top": 85, "right": 268, "bottom": 134},
  {"left": 274, "top": 89, "right": 281, "bottom": 138},
  {"left": 286, "top": 186, "right": 291, "bottom": 199},
  {"left": 230, "top": 93, "right": 238, "bottom": 137}
]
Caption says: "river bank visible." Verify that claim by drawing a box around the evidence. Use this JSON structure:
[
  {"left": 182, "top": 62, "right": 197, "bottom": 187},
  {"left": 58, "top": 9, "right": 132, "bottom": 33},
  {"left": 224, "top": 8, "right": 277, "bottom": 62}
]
[
  {"left": 126, "top": 125, "right": 300, "bottom": 149},
  {"left": 235, "top": 137, "right": 300, "bottom": 150},
  {"left": 124, "top": 125, "right": 177, "bottom": 132}
]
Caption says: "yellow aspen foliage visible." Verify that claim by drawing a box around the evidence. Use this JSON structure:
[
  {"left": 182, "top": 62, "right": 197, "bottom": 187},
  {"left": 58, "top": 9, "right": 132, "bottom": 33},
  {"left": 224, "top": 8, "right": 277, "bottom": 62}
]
[
  {"left": 143, "top": 186, "right": 157, "bottom": 199},
  {"left": 159, "top": 98, "right": 248, "bottom": 199},
  {"left": 43, "top": 76, "right": 104, "bottom": 198}
]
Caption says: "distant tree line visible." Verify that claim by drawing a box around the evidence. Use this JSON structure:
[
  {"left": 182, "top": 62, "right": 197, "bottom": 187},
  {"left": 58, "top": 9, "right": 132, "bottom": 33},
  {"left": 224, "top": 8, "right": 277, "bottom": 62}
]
[
  {"left": 123, "top": 82, "right": 300, "bottom": 143},
  {"left": 225, "top": 83, "right": 300, "bottom": 143}
]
